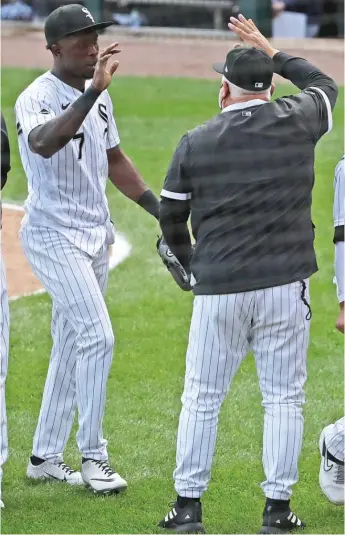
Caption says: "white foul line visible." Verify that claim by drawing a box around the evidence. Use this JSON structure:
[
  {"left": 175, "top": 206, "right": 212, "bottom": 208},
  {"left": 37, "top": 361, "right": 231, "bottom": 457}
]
[{"left": 3, "top": 202, "right": 132, "bottom": 302}]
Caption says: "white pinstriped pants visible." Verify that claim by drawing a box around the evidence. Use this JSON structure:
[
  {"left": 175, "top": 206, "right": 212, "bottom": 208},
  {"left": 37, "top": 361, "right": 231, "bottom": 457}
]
[
  {"left": 174, "top": 281, "right": 311, "bottom": 500},
  {"left": 0, "top": 255, "right": 9, "bottom": 488},
  {"left": 20, "top": 226, "right": 114, "bottom": 462},
  {"left": 325, "top": 417, "right": 344, "bottom": 462}
]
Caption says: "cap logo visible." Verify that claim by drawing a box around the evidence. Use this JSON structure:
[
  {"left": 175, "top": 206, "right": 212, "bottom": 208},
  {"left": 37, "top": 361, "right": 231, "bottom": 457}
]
[
  {"left": 82, "top": 7, "right": 95, "bottom": 22},
  {"left": 225, "top": 66, "right": 228, "bottom": 73},
  {"left": 255, "top": 82, "right": 263, "bottom": 88}
]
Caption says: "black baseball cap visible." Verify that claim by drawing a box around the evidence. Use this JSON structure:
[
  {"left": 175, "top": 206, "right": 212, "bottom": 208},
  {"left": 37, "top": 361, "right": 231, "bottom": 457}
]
[
  {"left": 213, "top": 47, "right": 274, "bottom": 92},
  {"left": 45, "top": 4, "right": 114, "bottom": 47}
]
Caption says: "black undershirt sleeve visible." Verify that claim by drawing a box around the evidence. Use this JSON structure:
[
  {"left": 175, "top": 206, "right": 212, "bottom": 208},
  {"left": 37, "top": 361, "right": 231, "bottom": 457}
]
[
  {"left": 159, "top": 197, "right": 192, "bottom": 273},
  {"left": 1, "top": 112, "right": 11, "bottom": 190}
]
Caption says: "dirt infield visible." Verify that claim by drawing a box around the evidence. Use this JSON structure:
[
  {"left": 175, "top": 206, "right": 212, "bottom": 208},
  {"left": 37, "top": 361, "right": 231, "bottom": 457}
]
[
  {"left": 2, "top": 205, "right": 43, "bottom": 299},
  {"left": 2, "top": 31, "right": 344, "bottom": 298},
  {"left": 2, "top": 32, "right": 344, "bottom": 82}
]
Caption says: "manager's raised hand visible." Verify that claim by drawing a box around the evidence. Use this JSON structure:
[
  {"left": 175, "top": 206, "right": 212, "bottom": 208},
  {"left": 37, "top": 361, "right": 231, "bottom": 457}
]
[{"left": 228, "top": 14, "right": 279, "bottom": 58}]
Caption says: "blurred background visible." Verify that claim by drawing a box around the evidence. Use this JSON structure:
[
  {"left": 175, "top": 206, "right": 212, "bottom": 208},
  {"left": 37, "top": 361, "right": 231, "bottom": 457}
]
[{"left": 1, "top": 0, "right": 344, "bottom": 38}]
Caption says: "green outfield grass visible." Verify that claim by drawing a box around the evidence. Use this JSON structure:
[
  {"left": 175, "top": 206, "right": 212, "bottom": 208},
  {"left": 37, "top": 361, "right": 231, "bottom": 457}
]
[{"left": 1, "top": 67, "right": 344, "bottom": 534}]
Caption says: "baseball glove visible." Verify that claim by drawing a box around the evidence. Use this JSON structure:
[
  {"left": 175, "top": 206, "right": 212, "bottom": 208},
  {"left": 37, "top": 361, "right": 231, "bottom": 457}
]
[{"left": 157, "top": 236, "right": 192, "bottom": 291}]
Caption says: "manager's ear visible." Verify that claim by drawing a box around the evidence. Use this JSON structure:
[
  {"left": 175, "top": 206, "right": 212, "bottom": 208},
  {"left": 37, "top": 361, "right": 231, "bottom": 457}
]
[
  {"left": 270, "top": 82, "right": 276, "bottom": 97},
  {"left": 222, "top": 79, "right": 230, "bottom": 98}
]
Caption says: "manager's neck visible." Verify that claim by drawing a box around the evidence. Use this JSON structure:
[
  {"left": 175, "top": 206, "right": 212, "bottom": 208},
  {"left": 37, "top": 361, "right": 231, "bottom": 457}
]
[{"left": 222, "top": 93, "right": 270, "bottom": 109}]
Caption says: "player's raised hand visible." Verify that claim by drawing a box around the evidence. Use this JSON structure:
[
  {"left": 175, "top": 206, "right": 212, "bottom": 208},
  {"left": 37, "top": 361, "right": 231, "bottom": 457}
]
[
  {"left": 228, "top": 14, "right": 279, "bottom": 58},
  {"left": 92, "top": 42, "right": 121, "bottom": 92}
]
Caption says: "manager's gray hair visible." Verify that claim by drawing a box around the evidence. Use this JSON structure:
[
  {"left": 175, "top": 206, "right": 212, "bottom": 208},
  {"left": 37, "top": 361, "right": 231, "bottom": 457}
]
[{"left": 222, "top": 76, "right": 271, "bottom": 100}]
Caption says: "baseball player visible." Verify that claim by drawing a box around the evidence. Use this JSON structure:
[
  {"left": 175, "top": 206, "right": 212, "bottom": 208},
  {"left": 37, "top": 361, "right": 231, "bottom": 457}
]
[
  {"left": 158, "top": 15, "right": 338, "bottom": 534},
  {"left": 0, "top": 112, "right": 11, "bottom": 508},
  {"left": 15, "top": 4, "right": 169, "bottom": 494},
  {"left": 319, "top": 155, "right": 344, "bottom": 506}
]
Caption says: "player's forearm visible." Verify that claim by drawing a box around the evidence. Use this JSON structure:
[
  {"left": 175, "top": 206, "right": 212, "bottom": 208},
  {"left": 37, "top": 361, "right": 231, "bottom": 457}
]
[
  {"left": 108, "top": 151, "right": 160, "bottom": 219},
  {"left": 273, "top": 52, "right": 338, "bottom": 107},
  {"left": 29, "top": 86, "right": 101, "bottom": 158},
  {"left": 160, "top": 198, "right": 192, "bottom": 271}
]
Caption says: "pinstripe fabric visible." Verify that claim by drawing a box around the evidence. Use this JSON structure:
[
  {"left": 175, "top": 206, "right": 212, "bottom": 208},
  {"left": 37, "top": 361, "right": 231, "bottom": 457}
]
[
  {"left": 15, "top": 72, "right": 119, "bottom": 257},
  {"left": 0, "top": 255, "right": 9, "bottom": 484},
  {"left": 251, "top": 282, "right": 309, "bottom": 499},
  {"left": 20, "top": 226, "right": 113, "bottom": 461},
  {"left": 334, "top": 157, "right": 344, "bottom": 303},
  {"left": 174, "top": 281, "right": 310, "bottom": 500},
  {"left": 333, "top": 157, "right": 344, "bottom": 228},
  {"left": 325, "top": 418, "right": 345, "bottom": 462}
]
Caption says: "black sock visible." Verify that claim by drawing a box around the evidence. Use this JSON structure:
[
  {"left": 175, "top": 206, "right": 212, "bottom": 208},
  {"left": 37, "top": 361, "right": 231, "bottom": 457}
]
[
  {"left": 30, "top": 455, "right": 46, "bottom": 466},
  {"left": 177, "top": 495, "right": 200, "bottom": 507},
  {"left": 265, "top": 498, "right": 290, "bottom": 514}
]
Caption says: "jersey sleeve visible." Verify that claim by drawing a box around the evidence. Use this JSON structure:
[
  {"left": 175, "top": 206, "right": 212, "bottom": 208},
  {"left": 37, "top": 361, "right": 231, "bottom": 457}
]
[
  {"left": 334, "top": 158, "right": 344, "bottom": 227},
  {"left": 286, "top": 88, "right": 333, "bottom": 142},
  {"left": 104, "top": 91, "right": 120, "bottom": 150},
  {"left": 161, "top": 134, "right": 192, "bottom": 201},
  {"left": 15, "top": 89, "right": 56, "bottom": 143}
]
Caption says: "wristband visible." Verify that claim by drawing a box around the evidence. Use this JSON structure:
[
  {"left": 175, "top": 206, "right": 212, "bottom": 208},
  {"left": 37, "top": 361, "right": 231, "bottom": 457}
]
[
  {"left": 72, "top": 86, "right": 101, "bottom": 114},
  {"left": 137, "top": 190, "right": 160, "bottom": 220}
]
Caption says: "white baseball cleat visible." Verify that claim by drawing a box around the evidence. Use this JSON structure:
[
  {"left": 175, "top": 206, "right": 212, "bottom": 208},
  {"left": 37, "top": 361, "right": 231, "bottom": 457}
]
[
  {"left": 319, "top": 426, "right": 344, "bottom": 505},
  {"left": 0, "top": 499, "right": 4, "bottom": 508},
  {"left": 81, "top": 459, "right": 128, "bottom": 494},
  {"left": 27, "top": 457, "right": 84, "bottom": 485}
]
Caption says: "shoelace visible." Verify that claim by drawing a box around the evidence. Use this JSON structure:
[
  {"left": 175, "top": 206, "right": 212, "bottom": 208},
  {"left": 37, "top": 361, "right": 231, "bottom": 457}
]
[
  {"left": 93, "top": 460, "right": 115, "bottom": 477},
  {"left": 57, "top": 462, "right": 76, "bottom": 476},
  {"left": 334, "top": 464, "right": 344, "bottom": 485}
]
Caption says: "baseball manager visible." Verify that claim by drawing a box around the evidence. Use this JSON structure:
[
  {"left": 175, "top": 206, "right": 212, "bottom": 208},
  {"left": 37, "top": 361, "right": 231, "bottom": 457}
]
[{"left": 158, "top": 15, "right": 338, "bottom": 535}]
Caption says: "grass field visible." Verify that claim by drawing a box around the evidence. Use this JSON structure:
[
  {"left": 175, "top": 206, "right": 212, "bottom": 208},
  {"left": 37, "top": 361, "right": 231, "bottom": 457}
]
[{"left": 1, "top": 67, "right": 344, "bottom": 534}]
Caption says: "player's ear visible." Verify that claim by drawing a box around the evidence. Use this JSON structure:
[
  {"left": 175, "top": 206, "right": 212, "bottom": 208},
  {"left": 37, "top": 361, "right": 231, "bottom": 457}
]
[
  {"left": 50, "top": 44, "right": 61, "bottom": 58},
  {"left": 270, "top": 82, "right": 276, "bottom": 96}
]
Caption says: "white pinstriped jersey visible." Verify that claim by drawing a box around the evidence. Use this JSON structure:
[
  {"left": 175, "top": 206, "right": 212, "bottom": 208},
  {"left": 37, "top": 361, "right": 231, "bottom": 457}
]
[
  {"left": 334, "top": 156, "right": 344, "bottom": 303},
  {"left": 334, "top": 156, "right": 344, "bottom": 227},
  {"left": 15, "top": 72, "right": 120, "bottom": 256}
]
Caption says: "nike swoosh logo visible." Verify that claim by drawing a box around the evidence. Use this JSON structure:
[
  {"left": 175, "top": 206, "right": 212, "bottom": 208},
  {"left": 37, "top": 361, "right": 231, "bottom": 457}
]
[
  {"left": 61, "top": 103, "right": 70, "bottom": 110},
  {"left": 43, "top": 471, "right": 67, "bottom": 481}
]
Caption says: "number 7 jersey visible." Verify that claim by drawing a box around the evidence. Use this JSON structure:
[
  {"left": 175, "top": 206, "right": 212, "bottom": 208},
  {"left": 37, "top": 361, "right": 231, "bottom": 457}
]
[{"left": 15, "top": 71, "right": 120, "bottom": 256}]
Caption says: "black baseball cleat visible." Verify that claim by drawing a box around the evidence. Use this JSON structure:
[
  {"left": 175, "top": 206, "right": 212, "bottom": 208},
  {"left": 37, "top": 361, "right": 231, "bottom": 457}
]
[
  {"left": 259, "top": 506, "right": 306, "bottom": 534},
  {"left": 159, "top": 499, "right": 206, "bottom": 534}
]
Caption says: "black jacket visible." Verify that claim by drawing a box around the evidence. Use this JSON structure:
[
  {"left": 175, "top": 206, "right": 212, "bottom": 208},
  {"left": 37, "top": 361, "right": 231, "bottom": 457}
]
[{"left": 160, "top": 53, "right": 338, "bottom": 295}]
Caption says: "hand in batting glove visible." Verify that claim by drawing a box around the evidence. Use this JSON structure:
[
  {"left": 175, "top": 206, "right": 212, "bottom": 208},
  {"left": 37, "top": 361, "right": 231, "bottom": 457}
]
[{"left": 157, "top": 236, "right": 192, "bottom": 292}]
